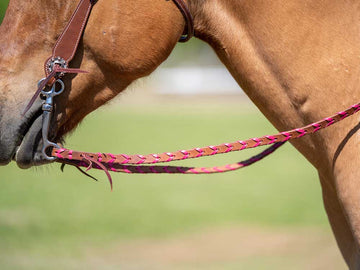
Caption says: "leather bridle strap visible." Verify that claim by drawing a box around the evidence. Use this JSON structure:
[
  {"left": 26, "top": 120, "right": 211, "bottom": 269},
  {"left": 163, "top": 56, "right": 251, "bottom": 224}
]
[
  {"left": 173, "top": 0, "right": 194, "bottom": 42},
  {"left": 45, "top": 0, "right": 194, "bottom": 72},
  {"left": 45, "top": 0, "right": 194, "bottom": 74},
  {"left": 22, "top": 0, "right": 96, "bottom": 115},
  {"left": 22, "top": 0, "right": 194, "bottom": 116},
  {"left": 46, "top": 0, "right": 96, "bottom": 71}
]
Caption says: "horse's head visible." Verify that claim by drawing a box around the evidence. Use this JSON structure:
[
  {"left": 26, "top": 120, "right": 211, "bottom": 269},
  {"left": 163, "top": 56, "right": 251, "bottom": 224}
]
[{"left": 0, "top": 0, "right": 189, "bottom": 168}]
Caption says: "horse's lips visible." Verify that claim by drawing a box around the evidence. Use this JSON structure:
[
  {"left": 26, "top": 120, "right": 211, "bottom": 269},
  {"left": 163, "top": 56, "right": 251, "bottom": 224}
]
[{"left": 14, "top": 115, "right": 45, "bottom": 169}]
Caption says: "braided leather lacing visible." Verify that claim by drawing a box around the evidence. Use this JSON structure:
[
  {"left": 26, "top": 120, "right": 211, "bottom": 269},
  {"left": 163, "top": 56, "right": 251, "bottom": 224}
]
[{"left": 53, "top": 103, "right": 360, "bottom": 189}]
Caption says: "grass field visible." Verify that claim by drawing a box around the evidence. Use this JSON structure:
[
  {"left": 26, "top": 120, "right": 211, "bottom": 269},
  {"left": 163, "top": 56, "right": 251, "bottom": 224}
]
[{"left": 0, "top": 93, "right": 346, "bottom": 269}]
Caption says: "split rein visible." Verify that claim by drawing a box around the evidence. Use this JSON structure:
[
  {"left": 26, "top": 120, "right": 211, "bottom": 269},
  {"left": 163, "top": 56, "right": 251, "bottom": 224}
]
[
  {"left": 22, "top": 0, "right": 360, "bottom": 190},
  {"left": 53, "top": 103, "right": 360, "bottom": 190}
]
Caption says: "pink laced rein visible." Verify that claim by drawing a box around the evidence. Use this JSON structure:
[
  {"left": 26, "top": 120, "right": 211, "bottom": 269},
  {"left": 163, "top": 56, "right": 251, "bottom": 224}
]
[{"left": 53, "top": 103, "right": 360, "bottom": 190}]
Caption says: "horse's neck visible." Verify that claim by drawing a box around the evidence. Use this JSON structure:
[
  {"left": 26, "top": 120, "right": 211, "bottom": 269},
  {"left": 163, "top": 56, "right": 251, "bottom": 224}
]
[{"left": 193, "top": 0, "right": 360, "bottom": 167}]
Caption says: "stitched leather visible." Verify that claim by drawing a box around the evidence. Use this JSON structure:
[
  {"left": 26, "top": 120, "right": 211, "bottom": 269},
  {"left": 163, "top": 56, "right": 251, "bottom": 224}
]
[
  {"left": 57, "top": 142, "right": 285, "bottom": 176},
  {"left": 52, "top": 0, "right": 93, "bottom": 63},
  {"left": 52, "top": 103, "right": 360, "bottom": 175}
]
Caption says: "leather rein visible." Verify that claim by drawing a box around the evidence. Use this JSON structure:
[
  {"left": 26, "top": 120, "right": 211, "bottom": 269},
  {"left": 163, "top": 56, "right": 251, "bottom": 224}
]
[{"left": 23, "top": 0, "right": 360, "bottom": 190}]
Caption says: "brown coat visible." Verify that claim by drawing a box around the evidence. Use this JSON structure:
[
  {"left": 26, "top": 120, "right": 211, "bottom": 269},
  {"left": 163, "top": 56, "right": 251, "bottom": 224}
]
[{"left": 1, "top": 0, "right": 360, "bottom": 267}]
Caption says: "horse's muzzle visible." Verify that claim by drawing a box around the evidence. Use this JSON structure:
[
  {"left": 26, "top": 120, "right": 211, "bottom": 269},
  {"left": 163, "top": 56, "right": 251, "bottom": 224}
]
[{"left": 0, "top": 102, "right": 53, "bottom": 168}]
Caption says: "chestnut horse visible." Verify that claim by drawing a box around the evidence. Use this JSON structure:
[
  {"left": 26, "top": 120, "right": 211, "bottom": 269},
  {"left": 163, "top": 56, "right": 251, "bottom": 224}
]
[{"left": 1, "top": 0, "right": 360, "bottom": 268}]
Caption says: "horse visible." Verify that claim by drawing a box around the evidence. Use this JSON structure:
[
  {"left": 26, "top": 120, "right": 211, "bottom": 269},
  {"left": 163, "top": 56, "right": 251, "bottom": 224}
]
[{"left": 1, "top": 0, "right": 360, "bottom": 268}]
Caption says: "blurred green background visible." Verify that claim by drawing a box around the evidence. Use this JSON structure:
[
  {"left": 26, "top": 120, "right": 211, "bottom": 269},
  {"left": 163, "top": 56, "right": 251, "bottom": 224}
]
[
  {"left": 0, "top": 1, "right": 345, "bottom": 269},
  {"left": 0, "top": 1, "right": 6, "bottom": 23}
]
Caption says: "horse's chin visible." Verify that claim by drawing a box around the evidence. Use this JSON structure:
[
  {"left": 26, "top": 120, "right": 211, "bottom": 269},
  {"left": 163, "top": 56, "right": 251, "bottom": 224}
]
[{"left": 14, "top": 114, "right": 44, "bottom": 168}]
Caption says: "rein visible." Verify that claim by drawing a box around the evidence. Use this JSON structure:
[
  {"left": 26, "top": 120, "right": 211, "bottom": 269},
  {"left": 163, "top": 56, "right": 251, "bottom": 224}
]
[
  {"left": 23, "top": 0, "right": 360, "bottom": 190},
  {"left": 53, "top": 102, "right": 360, "bottom": 174}
]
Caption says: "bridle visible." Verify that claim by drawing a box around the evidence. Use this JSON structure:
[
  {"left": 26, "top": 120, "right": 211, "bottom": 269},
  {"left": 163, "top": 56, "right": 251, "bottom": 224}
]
[
  {"left": 23, "top": 0, "right": 360, "bottom": 190},
  {"left": 23, "top": 0, "right": 194, "bottom": 161}
]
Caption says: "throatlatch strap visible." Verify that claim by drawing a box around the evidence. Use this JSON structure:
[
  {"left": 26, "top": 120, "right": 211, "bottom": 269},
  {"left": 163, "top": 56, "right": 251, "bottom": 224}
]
[{"left": 172, "top": 0, "right": 194, "bottom": 42}]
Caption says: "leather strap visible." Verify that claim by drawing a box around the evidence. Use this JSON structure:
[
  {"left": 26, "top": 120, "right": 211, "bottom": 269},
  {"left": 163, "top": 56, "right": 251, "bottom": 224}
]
[
  {"left": 44, "top": 0, "right": 95, "bottom": 75},
  {"left": 172, "top": 0, "right": 194, "bottom": 42},
  {"left": 23, "top": 0, "right": 95, "bottom": 115},
  {"left": 51, "top": 0, "right": 94, "bottom": 63},
  {"left": 23, "top": 0, "right": 194, "bottom": 116},
  {"left": 53, "top": 103, "right": 360, "bottom": 174}
]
